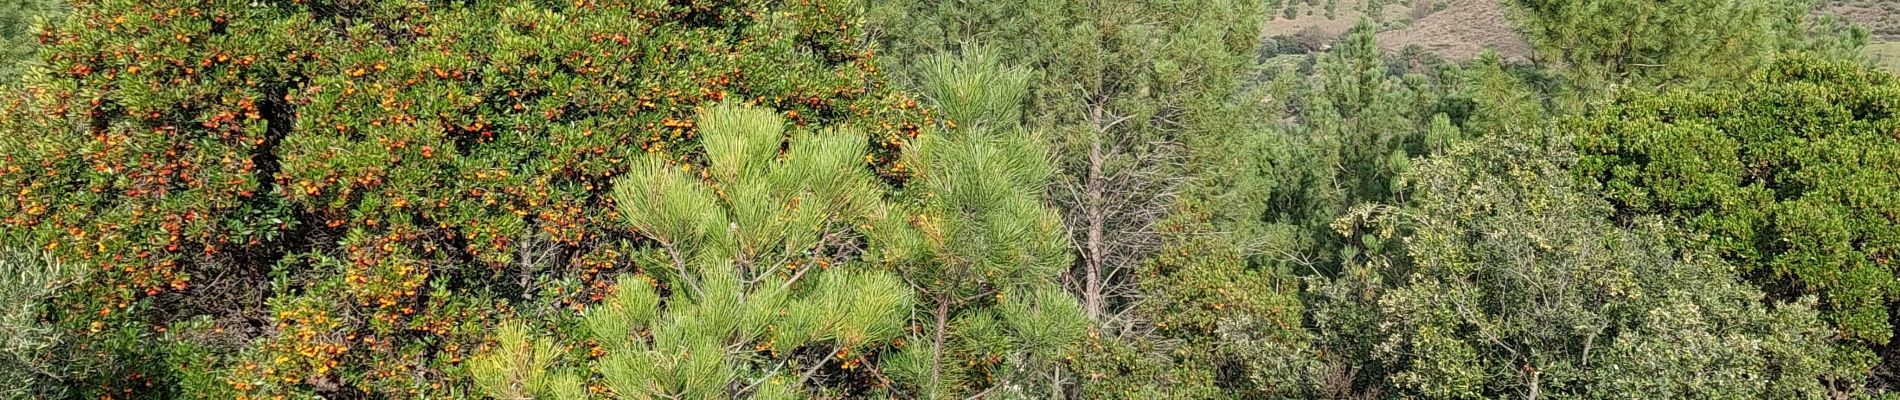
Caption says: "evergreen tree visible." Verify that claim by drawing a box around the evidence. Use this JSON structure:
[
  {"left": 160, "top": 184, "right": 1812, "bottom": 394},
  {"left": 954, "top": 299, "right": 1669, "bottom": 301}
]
[
  {"left": 874, "top": 0, "right": 1269, "bottom": 325},
  {"left": 1259, "top": 22, "right": 1489, "bottom": 280},
  {"left": 864, "top": 50, "right": 1086, "bottom": 399},
  {"left": 471, "top": 103, "right": 916, "bottom": 399}
]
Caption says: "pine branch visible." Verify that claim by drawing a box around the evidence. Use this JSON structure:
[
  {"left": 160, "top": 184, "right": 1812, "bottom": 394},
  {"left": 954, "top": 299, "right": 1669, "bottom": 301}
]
[{"left": 660, "top": 241, "right": 702, "bottom": 299}]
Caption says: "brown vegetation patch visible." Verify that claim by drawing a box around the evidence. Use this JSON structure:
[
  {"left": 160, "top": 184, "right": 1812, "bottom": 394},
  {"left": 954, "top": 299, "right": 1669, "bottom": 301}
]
[{"left": 1376, "top": 0, "right": 1532, "bottom": 61}]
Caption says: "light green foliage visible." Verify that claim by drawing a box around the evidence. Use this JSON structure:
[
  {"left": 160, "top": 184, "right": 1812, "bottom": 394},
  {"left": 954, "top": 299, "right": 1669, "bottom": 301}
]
[
  {"left": 472, "top": 104, "right": 916, "bottom": 400},
  {"left": 1314, "top": 130, "right": 1862, "bottom": 399},
  {"left": 875, "top": 0, "right": 1268, "bottom": 325},
  {"left": 0, "top": 0, "right": 61, "bottom": 83},
  {"left": 0, "top": 247, "right": 81, "bottom": 399},
  {"left": 865, "top": 51, "right": 1085, "bottom": 399},
  {"left": 1575, "top": 53, "right": 1900, "bottom": 371},
  {"left": 589, "top": 103, "right": 912, "bottom": 399},
  {"left": 467, "top": 322, "right": 582, "bottom": 400}
]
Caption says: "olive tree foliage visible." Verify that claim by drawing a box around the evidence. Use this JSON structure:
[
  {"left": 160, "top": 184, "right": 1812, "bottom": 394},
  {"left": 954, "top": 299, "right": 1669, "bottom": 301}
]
[
  {"left": 1506, "top": 0, "right": 1863, "bottom": 93},
  {"left": 1310, "top": 126, "right": 1865, "bottom": 399},
  {"left": 470, "top": 104, "right": 915, "bottom": 400},
  {"left": 864, "top": 51, "right": 1087, "bottom": 399}
]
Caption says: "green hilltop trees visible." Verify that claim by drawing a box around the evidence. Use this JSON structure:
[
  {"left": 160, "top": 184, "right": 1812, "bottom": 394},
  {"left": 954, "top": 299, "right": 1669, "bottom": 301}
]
[
  {"left": 4, "top": 0, "right": 1900, "bottom": 398},
  {"left": 1508, "top": 0, "right": 1864, "bottom": 94}
]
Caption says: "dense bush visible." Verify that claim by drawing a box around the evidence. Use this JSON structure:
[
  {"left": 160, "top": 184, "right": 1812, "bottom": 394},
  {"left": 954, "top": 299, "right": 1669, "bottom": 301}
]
[
  {"left": 1575, "top": 53, "right": 1900, "bottom": 381},
  {"left": 1316, "top": 126, "right": 1862, "bottom": 399},
  {"left": 0, "top": 0, "right": 920, "bottom": 396}
]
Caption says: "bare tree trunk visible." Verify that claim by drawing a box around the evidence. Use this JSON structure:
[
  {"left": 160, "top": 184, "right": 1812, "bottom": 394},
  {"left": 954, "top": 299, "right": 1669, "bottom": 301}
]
[
  {"left": 930, "top": 294, "right": 952, "bottom": 397},
  {"left": 1083, "top": 128, "right": 1107, "bottom": 321}
]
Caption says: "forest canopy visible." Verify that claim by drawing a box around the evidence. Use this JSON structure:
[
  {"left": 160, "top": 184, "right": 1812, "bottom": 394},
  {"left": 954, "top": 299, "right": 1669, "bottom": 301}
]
[{"left": 2, "top": 0, "right": 1899, "bottom": 399}]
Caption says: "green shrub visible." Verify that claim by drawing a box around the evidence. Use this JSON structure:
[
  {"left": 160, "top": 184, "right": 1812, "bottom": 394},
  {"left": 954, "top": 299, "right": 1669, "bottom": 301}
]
[
  {"left": 1315, "top": 128, "right": 1862, "bottom": 399},
  {"left": 1575, "top": 53, "right": 1900, "bottom": 376}
]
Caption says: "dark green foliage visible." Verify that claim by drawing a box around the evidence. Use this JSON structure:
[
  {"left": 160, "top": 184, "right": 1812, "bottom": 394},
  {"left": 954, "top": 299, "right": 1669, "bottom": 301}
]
[
  {"left": 1576, "top": 53, "right": 1900, "bottom": 373},
  {"left": 1255, "top": 22, "right": 1487, "bottom": 277}
]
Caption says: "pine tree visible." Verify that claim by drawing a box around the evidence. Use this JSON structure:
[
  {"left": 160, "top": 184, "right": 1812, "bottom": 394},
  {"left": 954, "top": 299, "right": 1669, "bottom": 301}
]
[
  {"left": 1261, "top": 21, "right": 1478, "bottom": 280},
  {"left": 874, "top": 0, "right": 1269, "bottom": 332},
  {"left": 471, "top": 103, "right": 916, "bottom": 399},
  {"left": 864, "top": 50, "right": 1086, "bottom": 399},
  {"left": 596, "top": 103, "right": 913, "bottom": 399},
  {"left": 467, "top": 322, "right": 584, "bottom": 400}
]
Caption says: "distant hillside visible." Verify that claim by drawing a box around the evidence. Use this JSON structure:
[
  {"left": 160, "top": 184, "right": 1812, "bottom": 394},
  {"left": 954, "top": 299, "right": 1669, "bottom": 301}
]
[
  {"left": 1827, "top": 0, "right": 1900, "bottom": 72},
  {"left": 1824, "top": 0, "right": 1900, "bottom": 38},
  {"left": 1264, "top": 0, "right": 1900, "bottom": 73},
  {"left": 1376, "top": 0, "right": 1530, "bottom": 61},
  {"left": 1260, "top": 0, "right": 1528, "bottom": 62}
]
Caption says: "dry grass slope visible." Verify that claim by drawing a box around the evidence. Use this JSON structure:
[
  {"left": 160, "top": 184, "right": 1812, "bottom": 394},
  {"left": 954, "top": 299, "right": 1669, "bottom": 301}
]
[
  {"left": 1260, "top": 0, "right": 1530, "bottom": 62},
  {"left": 1376, "top": 0, "right": 1531, "bottom": 61},
  {"left": 1866, "top": 42, "right": 1900, "bottom": 73},
  {"left": 1824, "top": 0, "right": 1900, "bottom": 38}
]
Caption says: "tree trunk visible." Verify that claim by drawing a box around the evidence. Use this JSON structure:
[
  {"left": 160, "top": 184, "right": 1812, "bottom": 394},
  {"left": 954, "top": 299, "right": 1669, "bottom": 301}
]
[{"left": 1082, "top": 108, "right": 1108, "bottom": 322}]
